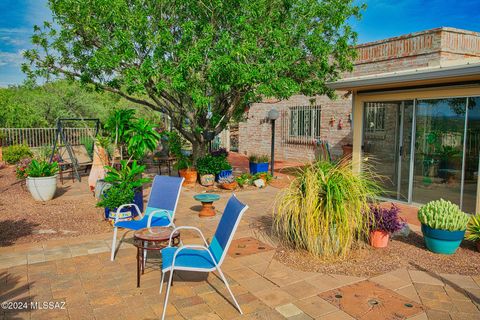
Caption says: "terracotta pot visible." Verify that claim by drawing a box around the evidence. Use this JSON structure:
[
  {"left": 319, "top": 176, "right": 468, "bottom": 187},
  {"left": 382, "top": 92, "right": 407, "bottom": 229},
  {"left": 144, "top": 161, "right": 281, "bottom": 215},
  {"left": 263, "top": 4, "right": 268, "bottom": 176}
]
[
  {"left": 220, "top": 181, "right": 238, "bottom": 190},
  {"left": 200, "top": 174, "right": 215, "bottom": 186},
  {"left": 179, "top": 168, "right": 198, "bottom": 185},
  {"left": 370, "top": 230, "right": 389, "bottom": 248},
  {"left": 342, "top": 144, "right": 353, "bottom": 158}
]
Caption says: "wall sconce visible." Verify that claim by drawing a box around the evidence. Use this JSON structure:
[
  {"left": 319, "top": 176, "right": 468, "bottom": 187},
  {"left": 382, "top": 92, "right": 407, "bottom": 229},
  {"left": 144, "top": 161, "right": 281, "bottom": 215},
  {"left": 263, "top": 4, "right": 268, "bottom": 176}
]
[
  {"left": 347, "top": 113, "right": 352, "bottom": 124},
  {"left": 338, "top": 119, "right": 343, "bottom": 130},
  {"left": 329, "top": 116, "right": 336, "bottom": 127}
]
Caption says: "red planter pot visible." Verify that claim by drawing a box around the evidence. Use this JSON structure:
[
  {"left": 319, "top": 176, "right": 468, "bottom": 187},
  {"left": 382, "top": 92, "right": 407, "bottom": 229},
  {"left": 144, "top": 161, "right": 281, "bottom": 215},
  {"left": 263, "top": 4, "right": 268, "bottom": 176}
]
[{"left": 370, "top": 230, "right": 390, "bottom": 248}]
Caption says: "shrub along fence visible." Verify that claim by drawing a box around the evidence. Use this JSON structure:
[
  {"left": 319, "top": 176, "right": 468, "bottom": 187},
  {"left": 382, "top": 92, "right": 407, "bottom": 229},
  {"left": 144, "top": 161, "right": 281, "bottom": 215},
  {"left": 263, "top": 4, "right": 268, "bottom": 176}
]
[{"left": 0, "top": 128, "right": 95, "bottom": 148}]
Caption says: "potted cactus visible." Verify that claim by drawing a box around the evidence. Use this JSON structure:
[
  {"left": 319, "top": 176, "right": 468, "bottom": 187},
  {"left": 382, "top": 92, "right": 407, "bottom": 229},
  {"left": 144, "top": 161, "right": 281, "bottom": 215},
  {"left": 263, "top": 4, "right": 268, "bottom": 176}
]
[
  {"left": 418, "top": 199, "right": 470, "bottom": 254},
  {"left": 466, "top": 215, "right": 480, "bottom": 252},
  {"left": 368, "top": 204, "right": 406, "bottom": 248}
]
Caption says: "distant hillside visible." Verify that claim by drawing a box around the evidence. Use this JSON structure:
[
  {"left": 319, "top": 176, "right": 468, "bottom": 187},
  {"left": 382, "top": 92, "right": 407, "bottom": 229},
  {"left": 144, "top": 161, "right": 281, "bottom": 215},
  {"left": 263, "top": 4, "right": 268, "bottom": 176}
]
[{"left": 0, "top": 80, "right": 162, "bottom": 128}]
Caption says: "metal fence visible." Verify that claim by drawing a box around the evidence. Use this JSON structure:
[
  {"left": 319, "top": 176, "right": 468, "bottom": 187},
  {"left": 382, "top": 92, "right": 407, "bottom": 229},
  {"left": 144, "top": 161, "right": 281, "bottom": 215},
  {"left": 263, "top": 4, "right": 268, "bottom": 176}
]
[{"left": 0, "top": 128, "right": 96, "bottom": 148}]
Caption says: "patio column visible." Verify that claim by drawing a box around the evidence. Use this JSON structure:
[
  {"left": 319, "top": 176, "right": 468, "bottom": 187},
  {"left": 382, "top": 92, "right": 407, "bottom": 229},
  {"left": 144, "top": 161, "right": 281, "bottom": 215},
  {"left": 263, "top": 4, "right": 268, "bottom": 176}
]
[{"left": 352, "top": 92, "right": 363, "bottom": 174}]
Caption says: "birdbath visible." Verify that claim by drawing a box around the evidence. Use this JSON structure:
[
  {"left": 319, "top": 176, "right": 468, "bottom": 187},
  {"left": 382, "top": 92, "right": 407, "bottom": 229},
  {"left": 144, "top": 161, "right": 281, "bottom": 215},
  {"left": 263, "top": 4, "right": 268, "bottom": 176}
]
[{"left": 193, "top": 193, "right": 220, "bottom": 218}]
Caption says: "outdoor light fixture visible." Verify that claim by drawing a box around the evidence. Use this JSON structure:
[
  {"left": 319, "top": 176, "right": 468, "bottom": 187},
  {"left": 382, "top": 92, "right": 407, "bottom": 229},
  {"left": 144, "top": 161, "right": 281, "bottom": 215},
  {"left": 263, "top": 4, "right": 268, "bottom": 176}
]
[{"left": 267, "top": 108, "right": 279, "bottom": 176}]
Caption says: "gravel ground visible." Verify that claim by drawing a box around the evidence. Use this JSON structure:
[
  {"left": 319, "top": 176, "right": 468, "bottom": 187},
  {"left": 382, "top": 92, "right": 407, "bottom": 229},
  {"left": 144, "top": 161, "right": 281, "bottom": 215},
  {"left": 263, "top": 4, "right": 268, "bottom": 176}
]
[
  {"left": 275, "top": 231, "right": 480, "bottom": 276},
  {"left": 0, "top": 166, "right": 111, "bottom": 246}
]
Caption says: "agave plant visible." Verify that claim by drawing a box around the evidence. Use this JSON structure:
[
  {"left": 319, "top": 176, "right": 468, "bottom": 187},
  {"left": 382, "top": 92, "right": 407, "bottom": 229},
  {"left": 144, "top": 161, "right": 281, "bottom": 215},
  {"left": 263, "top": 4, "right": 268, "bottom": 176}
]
[
  {"left": 466, "top": 215, "right": 480, "bottom": 242},
  {"left": 273, "top": 159, "right": 383, "bottom": 258}
]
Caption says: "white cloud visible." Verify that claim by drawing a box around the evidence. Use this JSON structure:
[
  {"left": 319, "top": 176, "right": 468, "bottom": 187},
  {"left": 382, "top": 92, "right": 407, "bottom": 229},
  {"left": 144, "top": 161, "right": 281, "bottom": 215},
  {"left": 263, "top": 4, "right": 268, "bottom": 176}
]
[{"left": 0, "top": 50, "right": 25, "bottom": 67}]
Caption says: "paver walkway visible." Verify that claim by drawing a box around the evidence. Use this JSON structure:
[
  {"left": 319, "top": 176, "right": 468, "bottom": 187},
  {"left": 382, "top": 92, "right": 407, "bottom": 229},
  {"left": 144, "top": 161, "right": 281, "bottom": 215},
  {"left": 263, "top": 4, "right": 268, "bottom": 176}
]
[{"left": 1, "top": 186, "right": 480, "bottom": 320}]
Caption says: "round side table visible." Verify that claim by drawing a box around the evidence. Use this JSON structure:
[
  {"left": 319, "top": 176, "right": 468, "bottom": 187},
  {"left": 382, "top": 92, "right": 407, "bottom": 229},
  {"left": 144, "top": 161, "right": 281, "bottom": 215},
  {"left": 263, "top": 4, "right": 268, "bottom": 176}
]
[
  {"left": 193, "top": 193, "right": 221, "bottom": 217},
  {"left": 133, "top": 227, "right": 180, "bottom": 287}
]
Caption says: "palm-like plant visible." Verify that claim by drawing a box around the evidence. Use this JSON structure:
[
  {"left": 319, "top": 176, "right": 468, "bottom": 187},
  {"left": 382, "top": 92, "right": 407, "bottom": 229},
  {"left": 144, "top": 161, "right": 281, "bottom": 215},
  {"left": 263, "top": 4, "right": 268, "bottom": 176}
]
[
  {"left": 126, "top": 119, "right": 161, "bottom": 160},
  {"left": 103, "top": 160, "right": 150, "bottom": 189},
  {"left": 104, "top": 109, "right": 136, "bottom": 159}
]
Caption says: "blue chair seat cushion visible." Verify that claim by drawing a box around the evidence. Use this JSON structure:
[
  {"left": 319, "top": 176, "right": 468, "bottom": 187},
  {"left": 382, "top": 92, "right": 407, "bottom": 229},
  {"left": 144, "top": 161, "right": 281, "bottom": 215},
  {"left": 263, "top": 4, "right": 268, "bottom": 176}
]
[
  {"left": 115, "top": 216, "right": 171, "bottom": 230},
  {"left": 161, "top": 247, "right": 216, "bottom": 271}
]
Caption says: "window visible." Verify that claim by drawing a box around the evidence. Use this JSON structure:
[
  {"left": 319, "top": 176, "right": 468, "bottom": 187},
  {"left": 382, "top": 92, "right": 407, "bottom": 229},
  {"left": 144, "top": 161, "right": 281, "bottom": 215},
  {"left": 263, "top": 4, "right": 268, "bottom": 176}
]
[
  {"left": 289, "top": 105, "right": 321, "bottom": 138},
  {"left": 365, "top": 103, "right": 386, "bottom": 133}
]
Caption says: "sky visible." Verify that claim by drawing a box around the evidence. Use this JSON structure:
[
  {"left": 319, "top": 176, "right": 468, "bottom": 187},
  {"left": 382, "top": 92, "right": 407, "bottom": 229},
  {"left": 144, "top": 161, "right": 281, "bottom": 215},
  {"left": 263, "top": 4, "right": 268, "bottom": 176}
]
[{"left": 0, "top": 0, "right": 479, "bottom": 87}]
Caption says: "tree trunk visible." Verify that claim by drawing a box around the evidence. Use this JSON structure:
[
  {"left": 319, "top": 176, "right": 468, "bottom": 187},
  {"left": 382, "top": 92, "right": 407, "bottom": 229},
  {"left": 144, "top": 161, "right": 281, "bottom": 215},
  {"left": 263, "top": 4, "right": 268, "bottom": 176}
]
[{"left": 191, "top": 140, "right": 208, "bottom": 165}]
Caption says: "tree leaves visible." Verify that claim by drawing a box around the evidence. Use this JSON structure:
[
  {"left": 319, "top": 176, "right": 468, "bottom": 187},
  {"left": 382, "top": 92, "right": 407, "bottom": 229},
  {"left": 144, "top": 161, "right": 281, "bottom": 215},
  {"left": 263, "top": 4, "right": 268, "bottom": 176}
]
[{"left": 24, "top": 0, "right": 363, "bottom": 156}]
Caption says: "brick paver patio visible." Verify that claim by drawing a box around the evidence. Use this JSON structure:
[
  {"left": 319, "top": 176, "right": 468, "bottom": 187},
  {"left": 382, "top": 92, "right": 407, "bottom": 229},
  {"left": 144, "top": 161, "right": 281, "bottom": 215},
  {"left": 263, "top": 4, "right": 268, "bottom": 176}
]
[{"left": 1, "top": 186, "right": 479, "bottom": 319}]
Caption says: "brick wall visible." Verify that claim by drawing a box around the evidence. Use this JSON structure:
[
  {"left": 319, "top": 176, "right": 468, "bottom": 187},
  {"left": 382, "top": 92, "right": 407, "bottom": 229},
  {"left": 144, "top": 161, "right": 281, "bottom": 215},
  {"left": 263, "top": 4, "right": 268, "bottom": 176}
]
[
  {"left": 239, "top": 94, "right": 352, "bottom": 162},
  {"left": 238, "top": 27, "right": 480, "bottom": 162},
  {"left": 352, "top": 27, "right": 480, "bottom": 76}
]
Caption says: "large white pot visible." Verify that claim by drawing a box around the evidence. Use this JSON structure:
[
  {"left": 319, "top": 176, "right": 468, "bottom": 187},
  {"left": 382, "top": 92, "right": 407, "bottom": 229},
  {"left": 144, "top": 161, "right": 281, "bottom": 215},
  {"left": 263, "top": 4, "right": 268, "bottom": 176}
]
[{"left": 26, "top": 175, "right": 58, "bottom": 201}]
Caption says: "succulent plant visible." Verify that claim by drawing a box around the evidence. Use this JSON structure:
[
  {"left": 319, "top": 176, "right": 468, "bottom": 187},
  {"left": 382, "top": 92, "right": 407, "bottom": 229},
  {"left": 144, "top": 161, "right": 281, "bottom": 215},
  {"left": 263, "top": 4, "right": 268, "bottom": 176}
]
[
  {"left": 466, "top": 214, "right": 480, "bottom": 242},
  {"left": 418, "top": 199, "right": 470, "bottom": 231},
  {"left": 218, "top": 175, "right": 235, "bottom": 184}
]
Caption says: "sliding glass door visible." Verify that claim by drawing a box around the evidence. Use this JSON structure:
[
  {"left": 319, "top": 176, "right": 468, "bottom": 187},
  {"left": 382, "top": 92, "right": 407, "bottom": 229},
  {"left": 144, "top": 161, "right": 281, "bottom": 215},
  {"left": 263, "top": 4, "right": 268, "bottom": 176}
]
[
  {"left": 363, "top": 96, "right": 479, "bottom": 213},
  {"left": 362, "top": 101, "right": 412, "bottom": 201},
  {"left": 463, "top": 97, "right": 480, "bottom": 213},
  {"left": 412, "top": 98, "right": 466, "bottom": 206}
]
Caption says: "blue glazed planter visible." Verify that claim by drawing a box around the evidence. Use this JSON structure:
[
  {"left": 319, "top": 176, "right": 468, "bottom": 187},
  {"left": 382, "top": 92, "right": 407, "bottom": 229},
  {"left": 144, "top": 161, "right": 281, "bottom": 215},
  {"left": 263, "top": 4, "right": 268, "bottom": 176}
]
[
  {"left": 104, "top": 188, "right": 144, "bottom": 220},
  {"left": 216, "top": 169, "right": 233, "bottom": 182},
  {"left": 421, "top": 224, "right": 465, "bottom": 255},
  {"left": 249, "top": 162, "right": 269, "bottom": 174}
]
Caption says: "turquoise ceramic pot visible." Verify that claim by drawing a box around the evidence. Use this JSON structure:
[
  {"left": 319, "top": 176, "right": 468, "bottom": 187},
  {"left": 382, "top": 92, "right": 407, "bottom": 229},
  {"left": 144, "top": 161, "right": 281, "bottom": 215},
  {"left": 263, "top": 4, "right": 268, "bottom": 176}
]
[{"left": 421, "top": 224, "right": 465, "bottom": 255}]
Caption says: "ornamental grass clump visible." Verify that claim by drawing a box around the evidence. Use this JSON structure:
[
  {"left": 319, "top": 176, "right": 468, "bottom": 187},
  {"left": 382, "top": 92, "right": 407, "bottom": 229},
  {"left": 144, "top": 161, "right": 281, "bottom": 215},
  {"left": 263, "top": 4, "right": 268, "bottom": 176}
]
[
  {"left": 273, "top": 159, "right": 383, "bottom": 259},
  {"left": 418, "top": 199, "right": 470, "bottom": 231}
]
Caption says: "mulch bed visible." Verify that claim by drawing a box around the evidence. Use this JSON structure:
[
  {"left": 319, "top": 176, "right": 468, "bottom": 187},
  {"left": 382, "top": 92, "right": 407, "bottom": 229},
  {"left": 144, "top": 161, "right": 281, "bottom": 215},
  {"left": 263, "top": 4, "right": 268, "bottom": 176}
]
[
  {"left": 0, "top": 165, "right": 111, "bottom": 246},
  {"left": 274, "top": 231, "right": 480, "bottom": 277}
]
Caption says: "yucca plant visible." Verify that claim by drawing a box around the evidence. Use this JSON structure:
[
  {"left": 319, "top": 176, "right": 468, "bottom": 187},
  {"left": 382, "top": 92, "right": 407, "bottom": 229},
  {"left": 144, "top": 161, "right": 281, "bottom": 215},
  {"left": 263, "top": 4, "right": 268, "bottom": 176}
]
[{"left": 273, "top": 159, "right": 383, "bottom": 259}]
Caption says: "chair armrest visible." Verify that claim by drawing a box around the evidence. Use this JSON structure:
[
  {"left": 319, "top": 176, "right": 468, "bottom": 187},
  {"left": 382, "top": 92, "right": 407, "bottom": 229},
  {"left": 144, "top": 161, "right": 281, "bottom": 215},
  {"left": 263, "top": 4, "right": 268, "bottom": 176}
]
[
  {"left": 146, "top": 209, "right": 174, "bottom": 228},
  {"left": 114, "top": 203, "right": 142, "bottom": 223},
  {"left": 171, "top": 245, "right": 218, "bottom": 269},
  {"left": 168, "top": 226, "right": 208, "bottom": 247}
]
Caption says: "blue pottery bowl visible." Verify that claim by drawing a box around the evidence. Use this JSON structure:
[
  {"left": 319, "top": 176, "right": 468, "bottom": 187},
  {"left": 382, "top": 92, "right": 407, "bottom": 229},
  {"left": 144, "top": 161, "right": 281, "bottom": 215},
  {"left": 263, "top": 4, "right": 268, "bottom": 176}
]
[{"left": 421, "top": 224, "right": 465, "bottom": 255}]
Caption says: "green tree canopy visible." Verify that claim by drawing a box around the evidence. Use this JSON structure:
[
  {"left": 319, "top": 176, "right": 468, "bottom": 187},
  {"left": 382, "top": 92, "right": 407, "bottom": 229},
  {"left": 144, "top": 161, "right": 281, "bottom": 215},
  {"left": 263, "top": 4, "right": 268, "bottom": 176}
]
[{"left": 24, "top": 0, "right": 364, "bottom": 159}]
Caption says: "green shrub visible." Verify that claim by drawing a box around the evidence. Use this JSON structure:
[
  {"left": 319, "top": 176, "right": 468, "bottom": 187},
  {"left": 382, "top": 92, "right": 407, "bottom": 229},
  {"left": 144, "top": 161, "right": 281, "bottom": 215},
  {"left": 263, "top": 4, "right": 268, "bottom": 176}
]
[
  {"left": 248, "top": 154, "right": 269, "bottom": 163},
  {"left": 273, "top": 160, "right": 383, "bottom": 259},
  {"left": 96, "top": 184, "right": 135, "bottom": 210},
  {"left": 3, "top": 144, "right": 33, "bottom": 164},
  {"left": 196, "top": 154, "right": 231, "bottom": 175},
  {"left": 25, "top": 159, "right": 59, "bottom": 177},
  {"left": 418, "top": 199, "right": 470, "bottom": 231},
  {"left": 466, "top": 214, "right": 480, "bottom": 242}
]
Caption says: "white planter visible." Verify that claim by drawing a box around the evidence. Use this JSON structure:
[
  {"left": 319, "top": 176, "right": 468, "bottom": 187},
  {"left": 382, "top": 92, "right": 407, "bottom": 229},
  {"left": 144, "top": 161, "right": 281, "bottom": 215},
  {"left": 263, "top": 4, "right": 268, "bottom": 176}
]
[{"left": 26, "top": 175, "right": 58, "bottom": 201}]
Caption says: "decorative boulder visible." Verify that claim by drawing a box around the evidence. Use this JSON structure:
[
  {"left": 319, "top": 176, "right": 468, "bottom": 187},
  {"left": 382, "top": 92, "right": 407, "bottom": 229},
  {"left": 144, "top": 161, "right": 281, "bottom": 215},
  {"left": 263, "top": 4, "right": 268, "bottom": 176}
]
[{"left": 253, "top": 179, "right": 265, "bottom": 188}]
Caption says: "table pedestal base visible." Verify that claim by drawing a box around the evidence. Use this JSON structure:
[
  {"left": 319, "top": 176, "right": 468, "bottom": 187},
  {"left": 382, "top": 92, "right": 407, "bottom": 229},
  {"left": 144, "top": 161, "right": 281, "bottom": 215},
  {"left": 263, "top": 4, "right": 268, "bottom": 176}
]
[{"left": 199, "top": 202, "right": 216, "bottom": 217}]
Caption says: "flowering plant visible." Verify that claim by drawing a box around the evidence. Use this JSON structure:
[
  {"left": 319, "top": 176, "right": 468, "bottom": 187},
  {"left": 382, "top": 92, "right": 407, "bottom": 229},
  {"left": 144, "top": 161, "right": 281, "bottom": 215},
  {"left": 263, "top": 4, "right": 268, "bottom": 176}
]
[
  {"left": 368, "top": 203, "right": 406, "bottom": 234},
  {"left": 15, "top": 158, "right": 32, "bottom": 179}
]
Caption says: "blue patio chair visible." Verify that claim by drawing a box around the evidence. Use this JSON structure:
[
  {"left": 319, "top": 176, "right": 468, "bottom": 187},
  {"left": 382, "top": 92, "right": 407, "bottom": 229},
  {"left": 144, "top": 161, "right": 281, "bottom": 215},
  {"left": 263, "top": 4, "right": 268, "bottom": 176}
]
[
  {"left": 110, "top": 175, "right": 184, "bottom": 261},
  {"left": 159, "top": 194, "right": 248, "bottom": 320}
]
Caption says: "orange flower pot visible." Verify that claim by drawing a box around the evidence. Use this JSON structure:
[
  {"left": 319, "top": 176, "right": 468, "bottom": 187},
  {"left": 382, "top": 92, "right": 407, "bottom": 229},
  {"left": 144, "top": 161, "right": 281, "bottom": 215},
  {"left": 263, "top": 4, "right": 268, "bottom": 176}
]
[
  {"left": 220, "top": 181, "right": 238, "bottom": 190},
  {"left": 179, "top": 168, "right": 198, "bottom": 186},
  {"left": 370, "top": 230, "right": 389, "bottom": 248}
]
